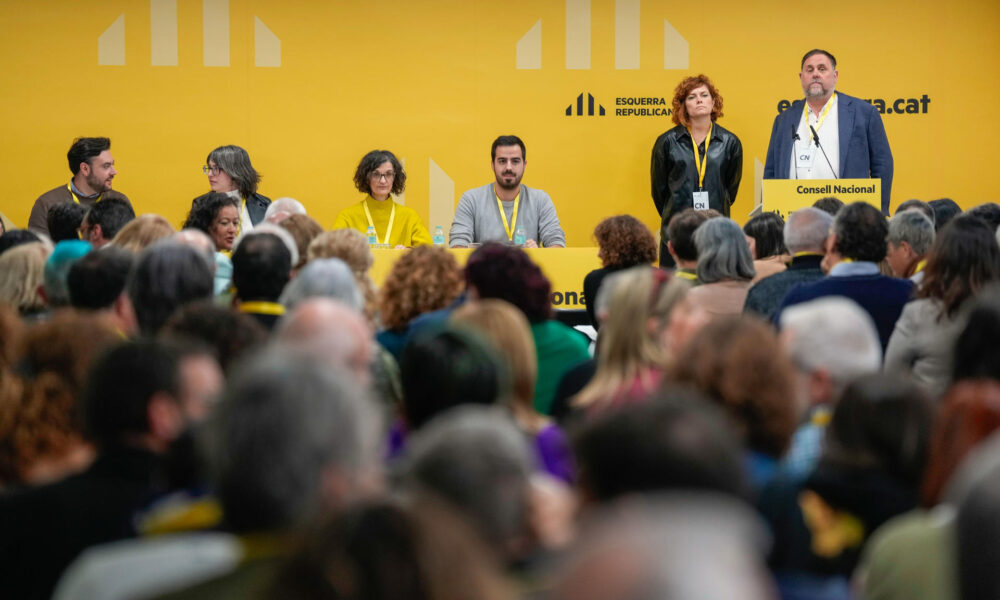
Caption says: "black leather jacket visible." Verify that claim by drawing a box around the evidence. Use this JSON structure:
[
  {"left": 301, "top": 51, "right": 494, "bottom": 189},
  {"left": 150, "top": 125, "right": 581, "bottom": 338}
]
[{"left": 650, "top": 123, "right": 743, "bottom": 258}]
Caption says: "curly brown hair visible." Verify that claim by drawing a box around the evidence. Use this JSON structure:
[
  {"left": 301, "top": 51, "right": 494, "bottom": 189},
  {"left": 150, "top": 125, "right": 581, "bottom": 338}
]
[
  {"left": 594, "top": 215, "right": 658, "bottom": 268},
  {"left": 308, "top": 229, "right": 378, "bottom": 324},
  {"left": 669, "top": 315, "right": 797, "bottom": 458},
  {"left": 379, "top": 247, "right": 463, "bottom": 330},
  {"left": 0, "top": 311, "right": 120, "bottom": 484},
  {"left": 671, "top": 74, "right": 724, "bottom": 127},
  {"left": 353, "top": 150, "right": 406, "bottom": 196}
]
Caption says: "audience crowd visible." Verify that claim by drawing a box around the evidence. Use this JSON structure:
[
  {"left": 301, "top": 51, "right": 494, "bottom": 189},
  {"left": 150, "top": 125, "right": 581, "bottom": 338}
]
[{"left": 2, "top": 186, "right": 1000, "bottom": 600}]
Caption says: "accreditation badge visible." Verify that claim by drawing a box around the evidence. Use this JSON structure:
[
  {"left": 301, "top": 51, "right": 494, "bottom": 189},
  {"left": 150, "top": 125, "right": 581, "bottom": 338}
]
[
  {"left": 795, "top": 141, "right": 816, "bottom": 170},
  {"left": 692, "top": 191, "right": 710, "bottom": 211}
]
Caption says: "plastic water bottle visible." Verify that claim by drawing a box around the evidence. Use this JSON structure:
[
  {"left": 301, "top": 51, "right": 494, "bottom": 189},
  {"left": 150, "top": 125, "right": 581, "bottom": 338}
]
[
  {"left": 514, "top": 227, "right": 526, "bottom": 246},
  {"left": 366, "top": 226, "right": 377, "bottom": 247},
  {"left": 433, "top": 225, "right": 445, "bottom": 246}
]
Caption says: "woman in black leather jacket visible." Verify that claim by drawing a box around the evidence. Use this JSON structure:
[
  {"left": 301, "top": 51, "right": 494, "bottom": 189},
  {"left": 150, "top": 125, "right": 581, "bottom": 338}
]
[
  {"left": 650, "top": 75, "right": 743, "bottom": 267},
  {"left": 193, "top": 145, "right": 271, "bottom": 230}
]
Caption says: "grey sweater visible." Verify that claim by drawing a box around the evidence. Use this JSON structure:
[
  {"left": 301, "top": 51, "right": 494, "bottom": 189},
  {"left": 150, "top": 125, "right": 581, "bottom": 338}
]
[{"left": 449, "top": 183, "right": 565, "bottom": 247}]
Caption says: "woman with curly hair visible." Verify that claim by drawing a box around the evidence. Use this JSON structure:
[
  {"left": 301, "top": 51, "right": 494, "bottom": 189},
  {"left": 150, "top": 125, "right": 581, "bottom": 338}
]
[
  {"left": 0, "top": 312, "right": 120, "bottom": 487},
  {"left": 377, "top": 246, "right": 463, "bottom": 359},
  {"left": 651, "top": 74, "right": 743, "bottom": 267},
  {"left": 183, "top": 192, "right": 241, "bottom": 294},
  {"left": 183, "top": 192, "right": 240, "bottom": 253},
  {"left": 333, "top": 150, "right": 432, "bottom": 248},
  {"left": 307, "top": 229, "right": 380, "bottom": 325},
  {"left": 582, "top": 215, "right": 658, "bottom": 329}
]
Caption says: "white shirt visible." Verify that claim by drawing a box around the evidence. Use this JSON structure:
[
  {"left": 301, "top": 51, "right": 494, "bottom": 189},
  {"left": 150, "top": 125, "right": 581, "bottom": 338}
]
[
  {"left": 225, "top": 189, "right": 254, "bottom": 234},
  {"left": 790, "top": 93, "right": 840, "bottom": 180}
]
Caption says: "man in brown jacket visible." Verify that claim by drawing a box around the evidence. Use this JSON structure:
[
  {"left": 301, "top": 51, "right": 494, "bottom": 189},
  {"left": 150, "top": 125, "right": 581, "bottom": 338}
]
[{"left": 28, "top": 137, "right": 131, "bottom": 236}]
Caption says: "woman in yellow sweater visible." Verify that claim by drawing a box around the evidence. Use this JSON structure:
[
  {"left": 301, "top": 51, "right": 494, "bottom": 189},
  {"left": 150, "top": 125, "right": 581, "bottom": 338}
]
[{"left": 333, "top": 150, "right": 432, "bottom": 248}]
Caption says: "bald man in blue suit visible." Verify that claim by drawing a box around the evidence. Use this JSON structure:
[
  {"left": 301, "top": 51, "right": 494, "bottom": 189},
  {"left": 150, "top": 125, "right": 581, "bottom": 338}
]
[{"left": 764, "top": 49, "right": 893, "bottom": 213}]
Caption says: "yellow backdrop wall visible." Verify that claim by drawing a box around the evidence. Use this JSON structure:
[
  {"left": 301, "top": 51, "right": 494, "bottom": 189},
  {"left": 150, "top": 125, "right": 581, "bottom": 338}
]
[{"left": 3, "top": 0, "right": 998, "bottom": 243}]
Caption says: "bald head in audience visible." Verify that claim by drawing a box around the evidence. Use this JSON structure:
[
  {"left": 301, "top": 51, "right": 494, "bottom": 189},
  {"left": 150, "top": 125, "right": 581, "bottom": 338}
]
[{"left": 276, "top": 298, "right": 374, "bottom": 385}]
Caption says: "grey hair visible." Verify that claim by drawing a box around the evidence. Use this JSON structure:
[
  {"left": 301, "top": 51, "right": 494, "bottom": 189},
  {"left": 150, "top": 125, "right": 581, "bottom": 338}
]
[
  {"left": 694, "top": 218, "right": 755, "bottom": 283},
  {"left": 279, "top": 258, "right": 363, "bottom": 312},
  {"left": 203, "top": 349, "right": 381, "bottom": 532},
  {"left": 780, "top": 297, "right": 881, "bottom": 389},
  {"left": 235, "top": 223, "right": 299, "bottom": 269},
  {"left": 398, "top": 406, "right": 534, "bottom": 555},
  {"left": 207, "top": 145, "right": 260, "bottom": 199},
  {"left": 784, "top": 207, "right": 833, "bottom": 254},
  {"left": 888, "top": 209, "right": 935, "bottom": 256},
  {"left": 264, "top": 197, "right": 306, "bottom": 223},
  {"left": 554, "top": 493, "right": 774, "bottom": 600}
]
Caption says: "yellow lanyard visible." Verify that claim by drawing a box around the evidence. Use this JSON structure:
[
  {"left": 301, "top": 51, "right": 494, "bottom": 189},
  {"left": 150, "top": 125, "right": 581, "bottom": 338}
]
[
  {"left": 687, "top": 123, "right": 713, "bottom": 190},
  {"left": 67, "top": 183, "right": 102, "bottom": 205},
  {"left": 495, "top": 189, "right": 520, "bottom": 241},
  {"left": 675, "top": 270, "right": 698, "bottom": 281},
  {"left": 803, "top": 92, "right": 837, "bottom": 138},
  {"left": 913, "top": 259, "right": 927, "bottom": 274},
  {"left": 239, "top": 301, "right": 286, "bottom": 316},
  {"left": 363, "top": 198, "right": 396, "bottom": 245},
  {"left": 236, "top": 197, "right": 246, "bottom": 237}
]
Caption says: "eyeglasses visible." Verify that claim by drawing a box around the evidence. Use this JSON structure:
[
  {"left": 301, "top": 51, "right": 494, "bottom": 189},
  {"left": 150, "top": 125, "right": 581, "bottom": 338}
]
[
  {"left": 202, "top": 165, "right": 222, "bottom": 175},
  {"left": 370, "top": 171, "right": 395, "bottom": 181}
]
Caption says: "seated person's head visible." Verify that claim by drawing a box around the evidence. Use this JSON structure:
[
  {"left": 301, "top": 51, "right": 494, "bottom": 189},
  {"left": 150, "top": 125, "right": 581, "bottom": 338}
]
[
  {"left": 784, "top": 207, "right": 833, "bottom": 255},
  {"left": 832, "top": 202, "right": 889, "bottom": 262},
  {"left": 464, "top": 243, "right": 551, "bottom": 323},
  {"left": 593, "top": 215, "right": 657, "bottom": 269},
  {"left": 930, "top": 198, "right": 962, "bottom": 231},
  {"left": 812, "top": 196, "right": 844, "bottom": 216},
  {"left": 43, "top": 240, "right": 92, "bottom": 307},
  {"left": 81, "top": 197, "right": 135, "bottom": 247},
  {"left": 400, "top": 326, "right": 506, "bottom": 431},
  {"left": 231, "top": 231, "right": 293, "bottom": 303},
  {"left": 895, "top": 199, "right": 935, "bottom": 224},
  {"left": 110, "top": 214, "right": 175, "bottom": 253},
  {"left": 67, "top": 246, "right": 134, "bottom": 311},
  {"left": 666, "top": 209, "right": 710, "bottom": 264},
  {"left": 572, "top": 390, "right": 751, "bottom": 505},
  {"left": 399, "top": 406, "right": 533, "bottom": 564},
  {"left": 46, "top": 202, "right": 87, "bottom": 243},
  {"left": 128, "top": 241, "right": 214, "bottom": 335},
  {"left": 743, "top": 212, "right": 787, "bottom": 260},
  {"left": 693, "top": 217, "right": 755, "bottom": 283}
]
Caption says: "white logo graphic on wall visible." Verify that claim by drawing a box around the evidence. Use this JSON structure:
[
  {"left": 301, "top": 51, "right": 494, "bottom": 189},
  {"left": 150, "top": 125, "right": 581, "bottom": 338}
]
[
  {"left": 515, "top": 0, "right": 689, "bottom": 70},
  {"left": 98, "top": 0, "right": 281, "bottom": 67}
]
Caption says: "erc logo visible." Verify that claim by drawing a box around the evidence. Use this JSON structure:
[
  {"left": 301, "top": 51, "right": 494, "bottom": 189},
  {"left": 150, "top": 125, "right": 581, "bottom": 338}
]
[{"left": 566, "top": 93, "right": 606, "bottom": 116}]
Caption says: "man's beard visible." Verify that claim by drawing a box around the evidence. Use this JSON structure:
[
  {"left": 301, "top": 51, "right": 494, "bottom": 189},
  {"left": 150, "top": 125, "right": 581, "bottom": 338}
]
[
  {"left": 805, "top": 82, "right": 828, "bottom": 98},
  {"left": 87, "top": 172, "right": 111, "bottom": 192},
  {"left": 496, "top": 173, "right": 520, "bottom": 190}
]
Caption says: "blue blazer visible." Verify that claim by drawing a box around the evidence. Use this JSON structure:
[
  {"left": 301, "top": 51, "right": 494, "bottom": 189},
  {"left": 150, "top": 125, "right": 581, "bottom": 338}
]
[{"left": 763, "top": 92, "right": 893, "bottom": 213}]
